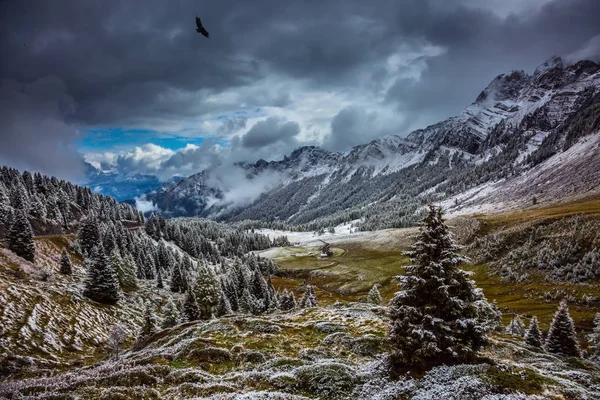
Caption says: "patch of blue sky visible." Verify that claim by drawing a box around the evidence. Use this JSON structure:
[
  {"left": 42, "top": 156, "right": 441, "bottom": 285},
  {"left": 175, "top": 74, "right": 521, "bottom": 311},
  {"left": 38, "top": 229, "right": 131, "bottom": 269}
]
[{"left": 78, "top": 127, "right": 206, "bottom": 152}]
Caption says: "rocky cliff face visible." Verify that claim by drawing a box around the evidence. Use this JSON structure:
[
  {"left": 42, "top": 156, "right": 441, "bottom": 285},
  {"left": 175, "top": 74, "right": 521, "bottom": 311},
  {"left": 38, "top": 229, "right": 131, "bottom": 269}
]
[{"left": 148, "top": 57, "right": 600, "bottom": 227}]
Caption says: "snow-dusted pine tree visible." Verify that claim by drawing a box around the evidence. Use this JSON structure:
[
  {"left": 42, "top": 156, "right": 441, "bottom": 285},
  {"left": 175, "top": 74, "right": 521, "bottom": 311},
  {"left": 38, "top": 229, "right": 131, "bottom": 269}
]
[
  {"left": 117, "top": 252, "right": 138, "bottom": 290},
  {"left": 525, "top": 316, "right": 543, "bottom": 348},
  {"left": 280, "top": 289, "right": 297, "bottom": 311},
  {"left": 388, "top": 205, "right": 490, "bottom": 373},
  {"left": 156, "top": 268, "right": 164, "bottom": 289},
  {"left": 7, "top": 209, "right": 35, "bottom": 262},
  {"left": 162, "top": 298, "right": 180, "bottom": 329},
  {"left": 83, "top": 246, "right": 120, "bottom": 304},
  {"left": 506, "top": 315, "right": 526, "bottom": 337},
  {"left": 298, "top": 285, "right": 318, "bottom": 308},
  {"left": 182, "top": 289, "right": 200, "bottom": 322},
  {"left": 193, "top": 266, "right": 221, "bottom": 320},
  {"left": 587, "top": 313, "right": 600, "bottom": 361},
  {"left": 78, "top": 216, "right": 101, "bottom": 256},
  {"left": 170, "top": 265, "right": 185, "bottom": 293},
  {"left": 139, "top": 302, "right": 157, "bottom": 339},
  {"left": 545, "top": 301, "right": 581, "bottom": 357},
  {"left": 367, "top": 284, "right": 382, "bottom": 305},
  {"left": 217, "top": 289, "right": 233, "bottom": 316},
  {"left": 59, "top": 248, "right": 72, "bottom": 275}
]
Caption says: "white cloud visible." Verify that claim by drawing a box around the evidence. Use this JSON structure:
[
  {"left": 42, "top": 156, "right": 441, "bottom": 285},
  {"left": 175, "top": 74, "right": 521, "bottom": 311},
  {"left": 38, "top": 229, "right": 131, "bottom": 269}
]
[{"left": 134, "top": 196, "right": 159, "bottom": 213}]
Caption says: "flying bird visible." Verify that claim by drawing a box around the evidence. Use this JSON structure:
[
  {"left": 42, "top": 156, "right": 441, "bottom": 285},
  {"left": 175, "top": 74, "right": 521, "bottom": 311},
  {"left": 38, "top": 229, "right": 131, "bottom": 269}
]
[{"left": 195, "top": 16, "right": 210, "bottom": 39}]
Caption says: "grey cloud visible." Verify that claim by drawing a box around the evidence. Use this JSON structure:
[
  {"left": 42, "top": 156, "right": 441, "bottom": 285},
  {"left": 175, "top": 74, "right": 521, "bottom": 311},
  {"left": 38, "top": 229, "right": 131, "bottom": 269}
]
[
  {"left": 241, "top": 117, "right": 300, "bottom": 149},
  {"left": 0, "top": 76, "right": 85, "bottom": 180},
  {"left": 218, "top": 117, "right": 247, "bottom": 135},
  {"left": 2, "top": 0, "right": 600, "bottom": 178},
  {"left": 323, "top": 106, "right": 382, "bottom": 152}
]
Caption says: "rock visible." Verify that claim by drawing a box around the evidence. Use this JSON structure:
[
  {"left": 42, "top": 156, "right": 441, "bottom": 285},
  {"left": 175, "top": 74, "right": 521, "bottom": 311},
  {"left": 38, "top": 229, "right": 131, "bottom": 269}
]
[
  {"left": 322, "top": 332, "right": 353, "bottom": 346},
  {"left": 315, "top": 321, "right": 346, "bottom": 333}
]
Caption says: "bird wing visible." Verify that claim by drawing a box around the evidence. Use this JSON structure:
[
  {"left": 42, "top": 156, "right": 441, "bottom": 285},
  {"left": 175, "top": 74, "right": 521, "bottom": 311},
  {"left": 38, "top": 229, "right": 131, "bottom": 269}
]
[
  {"left": 196, "top": 16, "right": 202, "bottom": 29},
  {"left": 199, "top": 27, "right": 210, "bottom": 38}
]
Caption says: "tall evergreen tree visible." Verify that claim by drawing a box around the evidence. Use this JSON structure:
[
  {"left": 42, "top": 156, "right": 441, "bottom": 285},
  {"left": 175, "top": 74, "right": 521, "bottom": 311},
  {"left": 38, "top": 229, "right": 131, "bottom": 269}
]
[
  {"left": 170, "top": 264, "right": 186, "bottom": 293},
  {"left": 193, "top": 267, "right": 221, "bottom": 320},
  {"left": 506, "top": 315, "right": 526, "bottom": 337},
  {"left": 117, "top": 252, "right": 138, "bottom": 290},
  {"left": 587, "top": 313, "right": 600, "bottom": 361},
  {"left": 139, "top": 302, "right": 158, "bottom": 339},
  {"left": 156, "top": 268, "right": 164, "bottom": 289},
  {"left": 59, "top": 248, "right": 72, "bottom": 275},
  {"left": 525, "top": 316, "right": 543, "bottom": 348},
  {"left": 79, "top": 216, "right": 101, "bottom": 256},
  {"left": 7, "top": 209, "right": 35, "bottom": 262},
  {"left": 182, "top": 290, "right": 200, "bottom": 322},
  {"left": 367, "top": 284, "right": 382, "bottom": 305},
  {"left": 83, "top": 246, "right": 120, "bottom": 304},
  {"left": 388, "top": 205, "right": 490, "bottom": 373},
  {"left": 545, "top": 301, "right": 581, "bottom": 357},
  {"left": 162, "top": 298, "right": 180, "bottom": 329},
  {"left": 217, "top": 288, "right": 233, "bottom": 316}
]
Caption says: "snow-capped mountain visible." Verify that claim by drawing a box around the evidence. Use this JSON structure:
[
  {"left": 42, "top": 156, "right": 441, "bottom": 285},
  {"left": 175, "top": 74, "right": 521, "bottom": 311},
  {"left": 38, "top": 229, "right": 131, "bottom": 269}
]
[{"left": 148, "top": 57, "right": 600, "bottom": 227}]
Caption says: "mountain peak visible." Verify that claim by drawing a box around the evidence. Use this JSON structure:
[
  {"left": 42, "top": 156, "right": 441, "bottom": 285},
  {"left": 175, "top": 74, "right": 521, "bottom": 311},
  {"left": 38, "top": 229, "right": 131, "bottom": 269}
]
[
  {"left": 475, "top": 70, "right": 529, "bottom": 105},
  {"left": 533, "top": 56, "right": 564, "bottom": 77}
]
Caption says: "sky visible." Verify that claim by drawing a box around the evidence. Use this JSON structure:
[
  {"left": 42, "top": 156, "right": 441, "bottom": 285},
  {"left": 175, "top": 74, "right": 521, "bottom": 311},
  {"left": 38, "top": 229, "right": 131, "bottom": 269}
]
[{"left": 1, "top": 0, "right": 600, "bottom": 181}]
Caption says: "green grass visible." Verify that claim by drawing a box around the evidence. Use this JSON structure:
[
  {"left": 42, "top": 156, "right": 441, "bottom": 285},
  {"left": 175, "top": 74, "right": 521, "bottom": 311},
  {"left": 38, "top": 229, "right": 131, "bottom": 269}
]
[
  {"left": 273, "top": 242, "right": 600, "bottom": 337},
  {"left": 483, "top": 365, "right": 557, "bottom": 395},
  {"left": 474, "top": 197, "right": 600, "bottom": 235},
  {"left": 273, "top": 244, "right": 410, "bottom": 304}
]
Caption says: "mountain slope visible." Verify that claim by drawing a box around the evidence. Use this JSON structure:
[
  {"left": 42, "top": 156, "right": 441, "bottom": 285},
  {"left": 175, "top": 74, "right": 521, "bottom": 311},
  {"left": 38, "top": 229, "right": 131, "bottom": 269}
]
[{"left": 149, "top": 57, "right": 600, "bottom": 229}]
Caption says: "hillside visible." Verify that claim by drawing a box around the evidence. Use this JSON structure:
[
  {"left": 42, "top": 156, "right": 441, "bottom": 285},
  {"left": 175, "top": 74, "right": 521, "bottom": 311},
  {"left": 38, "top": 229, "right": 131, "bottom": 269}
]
[
  {"left": 148, "top": 57, "right": 600, "bottom": 231},
  {"left": 2, "top": 197, "right": 600, "bottom": 399}
]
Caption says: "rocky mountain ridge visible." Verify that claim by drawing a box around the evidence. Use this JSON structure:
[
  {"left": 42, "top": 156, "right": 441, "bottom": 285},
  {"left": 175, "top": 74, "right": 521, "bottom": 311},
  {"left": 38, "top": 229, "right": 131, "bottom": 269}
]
[{"left": 147, "top": 57, "right": 600, "bottom": 229}]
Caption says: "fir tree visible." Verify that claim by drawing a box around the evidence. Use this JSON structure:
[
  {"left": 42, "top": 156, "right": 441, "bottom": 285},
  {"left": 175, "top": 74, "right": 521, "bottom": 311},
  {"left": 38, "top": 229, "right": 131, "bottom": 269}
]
[
  {"left": 489, "top": 300, "right": 504, "bottom": 332},
  {"left": 545, "top": 301, "right": 581, "bottom": 357},
  {"left": 117, "top": 252, "right": 138, "bottom": 290},
  {"left": 170, "top": 264, "right": 186, "bottom": 293},
  {"left": 388, "top": 205, "right": 490, "bottom": 373},
  {"left": 183, "top": 290, "right": 200, "bottom": 322},
  {"left": 525, "top": 316, "right": 543, "bottom": 348},
  {"left": 367, "top": 284, "right": 382, "bottom": 305},
  {"left": 217, "top": 289, "right": 233, "bottom": 316},
  {"left": 251, "top": 270, "right": 271, "bottom": 313},
  {"left": 83, "top": 246, "right": 120, "bottom": 304},
  {"left": 59, "top": 248, "right": 72, "bottom": 275},
  {"left": 506, "top": 315, "right": 526, "bottom": 337},
  {"left": 7, "top": 209, "right": 35, "bottom": 262},
  {"left": 587, "top": 313, "right": 600, "bottom": 361},
  {"left": 156, "top": 268, "right": 164, "bottom": 289},
  {"left": 298, "top": 284, "right": 318, "bottom": 308},
  {"left": 162, "top": 298, "right": 180, "bottom": 329},
  {"left": 280, "top": 289, "right": 297, "bottom": 311},
  {"left": 139, "top": 302, "right": 158, "bottom": 339},
  {"left": 78, "top": 216, "right": 101, "bottom": 256},
  {"left": 193, "top": 267, "right": 221, "bottom": 320}
]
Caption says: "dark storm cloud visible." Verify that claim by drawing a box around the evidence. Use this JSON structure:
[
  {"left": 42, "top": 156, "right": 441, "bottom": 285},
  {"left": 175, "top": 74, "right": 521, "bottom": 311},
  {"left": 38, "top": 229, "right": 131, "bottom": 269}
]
[
  {"left": 324, "top": 107, "right": 382, "bottom": 152},
  {"left": 1, "top": 0, "right": 600, "bottom": 177},
  {"left": 383, "top": 0, "right": 600, "bottom": 125},
  {"left": 241, "top": 117, "right": 300, "bottom": 149},
  {"left": 0, "top": 76, "right": 85, "bottom": 180}
]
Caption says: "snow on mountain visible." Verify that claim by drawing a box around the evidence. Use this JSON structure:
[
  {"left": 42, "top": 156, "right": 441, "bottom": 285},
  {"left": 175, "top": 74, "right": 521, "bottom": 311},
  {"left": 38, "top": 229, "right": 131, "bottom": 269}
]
[{"left": 148, "top": 57, "right": 600, "bottom": 225}]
